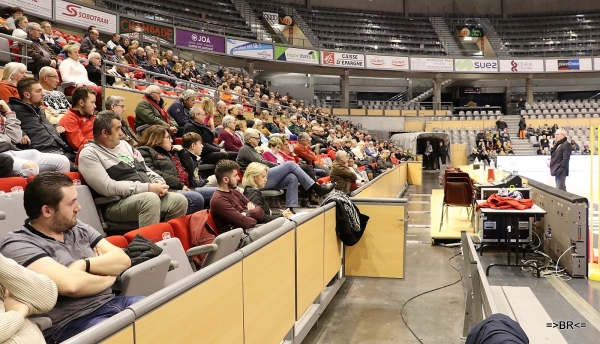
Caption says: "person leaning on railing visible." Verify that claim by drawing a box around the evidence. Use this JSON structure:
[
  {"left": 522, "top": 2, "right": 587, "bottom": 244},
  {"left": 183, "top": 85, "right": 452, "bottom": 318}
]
[{"left": 106, "top": 59, "right": 135, "bottom": 89}]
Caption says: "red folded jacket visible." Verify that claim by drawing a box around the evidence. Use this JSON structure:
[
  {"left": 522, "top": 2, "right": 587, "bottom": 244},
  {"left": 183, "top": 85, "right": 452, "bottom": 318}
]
[{"left": 476, "top": 194, "right": 534, "bottom": 210}]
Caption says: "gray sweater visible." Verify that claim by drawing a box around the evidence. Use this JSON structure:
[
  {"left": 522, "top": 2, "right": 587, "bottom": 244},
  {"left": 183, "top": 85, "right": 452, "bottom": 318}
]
[
  {"left": 0, "top": 112, "right": 23, "bottom": 152},
  {"left": 78, "top": 140, "right": 164, "bottom": 199},
  {"left": 236, "top": 143, "right": 277, "bottom": 172}
]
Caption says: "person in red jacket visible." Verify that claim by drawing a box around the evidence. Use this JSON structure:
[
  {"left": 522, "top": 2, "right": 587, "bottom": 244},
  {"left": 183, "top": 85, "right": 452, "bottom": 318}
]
[
  {"left": 58, "top": 87, "right": 97, "bottom": 151},
  {"left": 209, "top": 160, "right": 280, "bottom": 246}
]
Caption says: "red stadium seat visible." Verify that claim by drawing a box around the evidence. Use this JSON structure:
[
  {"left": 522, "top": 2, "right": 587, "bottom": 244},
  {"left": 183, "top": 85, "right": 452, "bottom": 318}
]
[
  {"left": 317, "top": 176, "right": 330, "bottom": 185},
  {"left": 135, "top": 85, "right": 146, "bottom": 91},
  {"left": 127, "top": 116, "right": 136, "bottom": 133},
  {"left": 106, "top": 235, "right": 128, "bottom": 248},
  {"left": 124, "top": 223, "right": 175, "bottom": 243},
  {"left": 175, "top": 138, "right": 182, "bottom": 145},
  {"left": 168, "top": 215, "right": 192, "bottom": 251},
  {"left": 357, "top": 165, "right": 366, "bottom": 172},
  {"left": 0, "top": 177, "right": 27, "bottom": 193},
  {"left": 65, "top": 172, "right": 85, "bottom": 184}
]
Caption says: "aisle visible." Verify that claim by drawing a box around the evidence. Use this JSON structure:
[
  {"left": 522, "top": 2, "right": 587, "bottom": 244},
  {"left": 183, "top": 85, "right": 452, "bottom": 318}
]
[{"left": 303, "top": 172, "right": 466, "bottom": 344}]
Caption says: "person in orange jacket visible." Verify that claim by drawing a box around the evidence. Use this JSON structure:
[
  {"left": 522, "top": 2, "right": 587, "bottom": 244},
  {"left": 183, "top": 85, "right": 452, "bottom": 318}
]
[{"left": 58, "top": 87, "right": 97, "bottom": 151}]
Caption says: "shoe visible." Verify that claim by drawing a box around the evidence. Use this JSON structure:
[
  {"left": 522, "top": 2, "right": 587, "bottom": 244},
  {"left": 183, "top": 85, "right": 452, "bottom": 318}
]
[
  {"left": 288, "top": 208, "right": 297, "bottom": 214},
  {"left": 311, "top": 182, "right": 335, "bottom": 197},
  {"left": 301, "top": 199, "right": 317, "bottom": 208}
]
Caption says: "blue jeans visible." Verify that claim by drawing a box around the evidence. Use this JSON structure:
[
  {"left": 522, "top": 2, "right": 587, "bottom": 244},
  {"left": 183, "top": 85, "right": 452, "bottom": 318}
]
[
  {"left": 177, "top": 187, "right": 217, "bottom": 214},
  {"left": 264, "top": 162, "right": 315, "bottom": 207},
  {"left": 49, "top": 296, "right": 144, "bottom": 343}
]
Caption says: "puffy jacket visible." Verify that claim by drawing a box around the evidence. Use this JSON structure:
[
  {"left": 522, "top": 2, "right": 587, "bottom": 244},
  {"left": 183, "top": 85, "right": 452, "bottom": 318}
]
[
  {"left": 243, "top": 186, "right": 283, "bottom": 223},
  {"left": 330, "top": 160, "right": 357, "bottom": 195},
  {"left": 0, "top": 81, "right": 18, "bottom": 102},
  {"left": 8, "top": 98, "right": 71, "bottom": 153},
  {"left": 236, "top": 143, "right": 277, "bottom": 173},
  {"left": 138, "top": 145, "right": 195, "bottom": 190}
]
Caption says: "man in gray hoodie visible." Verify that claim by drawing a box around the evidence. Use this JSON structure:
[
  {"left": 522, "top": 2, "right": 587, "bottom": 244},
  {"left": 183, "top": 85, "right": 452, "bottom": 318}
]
[{"left": 78, "top": 111, "right": 187, "bottom": 227}]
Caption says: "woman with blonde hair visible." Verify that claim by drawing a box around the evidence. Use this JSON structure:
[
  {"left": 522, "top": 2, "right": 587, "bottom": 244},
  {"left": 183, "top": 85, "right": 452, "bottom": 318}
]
[
  {"left": 59, "top": 44, "right": 103, "bottom": 109},
  {"left": 242, "top": 162, "right": 292, "bottom": 223},
  {"left": 199, "top": 98, "right": 216, "bottom": 129},
  {"left": 228, "top": 104, "right": 245, "bottom": 121},
  {"left": 0, "top": 62, "right": 26, "bottom": 101}
]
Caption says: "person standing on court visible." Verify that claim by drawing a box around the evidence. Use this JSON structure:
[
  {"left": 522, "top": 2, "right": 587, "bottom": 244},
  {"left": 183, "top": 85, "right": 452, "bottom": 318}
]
[{"left": 549, "top": 128, "right": 571, "bottom": 191}]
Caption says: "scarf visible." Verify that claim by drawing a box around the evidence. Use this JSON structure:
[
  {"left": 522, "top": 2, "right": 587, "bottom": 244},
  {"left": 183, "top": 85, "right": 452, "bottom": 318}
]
[
  {"left": 142, "top": 95, "right": 169, "bottom": 124},
  {"left": 550, "top": 137, "right": 567, "bottom": 155}
]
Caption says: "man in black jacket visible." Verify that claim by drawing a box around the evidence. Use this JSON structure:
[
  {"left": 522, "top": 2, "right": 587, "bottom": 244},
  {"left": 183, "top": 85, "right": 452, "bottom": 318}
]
[
  {"left": 183, "top": 107, "right": 237, "bottom": 163},
  {"left": 495, "top": 117, "right": 508, "bottom": 131},
  {"left": 9, "top": 78, "right": 73, "bottom": 158},
  {"left": 549, "top": 128, "right": 571, "bottom": 191}
]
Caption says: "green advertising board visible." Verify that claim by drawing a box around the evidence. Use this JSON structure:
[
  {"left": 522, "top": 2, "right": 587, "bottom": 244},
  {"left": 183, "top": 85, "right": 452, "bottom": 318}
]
[
  {"left": 274, "top": 46, "right": 320, "bottom": 65},
  {"left": 119, "top": 17, "right": 174, "bottom": 45}
]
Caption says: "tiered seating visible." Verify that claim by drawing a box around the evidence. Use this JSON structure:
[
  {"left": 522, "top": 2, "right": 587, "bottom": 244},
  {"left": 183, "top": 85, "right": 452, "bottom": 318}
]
[
  {"left": 494, "top": 12, "right": 600, "bottom": 57},
  {"left": 105, "top": 0, "right": 256, "bottom": 39},
  {"left": 522, "top": 99, "right": 600, "bottom": 119},
  {"left": 296, "top": 7, "right": 444, "bottom": 55}
]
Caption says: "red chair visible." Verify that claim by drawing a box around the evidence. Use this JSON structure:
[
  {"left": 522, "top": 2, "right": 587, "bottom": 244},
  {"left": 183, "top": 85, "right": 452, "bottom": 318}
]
[
  {"left": 124, "top": 223, "right": 175, "bottom": 243},
  {"left": 106, "top": 235, "right": 128, "bottom": 249},
  {"left": 135, "top": 85, "right": 146, "bottom": 91},
  {"left": 317, "top": 176, "right": 330, "bottom": 185},
  {"left": 175, "top": 138, "right": 182, "bottom": 145},
  {"left": 357, "top": 165, "right": 367, "bottom": 172},
  {"left": 65, "top": 172, "right": 85, "bottom": 184},
  {"left": 168, "top": 215, "right": 192, "bottom": 251},
  {"left": 0, "top": 177, "right": 27, "bottom": 193},
  {"left": 127, "top": 116, "right": 136, "bottom": 133}
]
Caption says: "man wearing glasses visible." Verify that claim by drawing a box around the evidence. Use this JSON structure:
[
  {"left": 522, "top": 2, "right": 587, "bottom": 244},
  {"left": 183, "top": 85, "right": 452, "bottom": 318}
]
[
  {"left": 40, "top": 67, "right": 69, "bottom": 124},
  {"left": 135, "top": 85, "right": 179, "bottom": 135},
  {"left": 22, "top": 23, "right": 57, "bottom": 78},
  {"left": 549, "top": 128, "right": 571, "bottom": 191}
]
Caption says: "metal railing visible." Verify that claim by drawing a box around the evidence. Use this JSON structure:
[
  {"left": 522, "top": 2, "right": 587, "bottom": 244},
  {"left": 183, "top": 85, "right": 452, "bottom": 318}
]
[
  {"left": 0, "top": 33, "right": 33, "bottom": 64},
  {"left": 321, "top": 100, "right": 453, "bottom": 116}
]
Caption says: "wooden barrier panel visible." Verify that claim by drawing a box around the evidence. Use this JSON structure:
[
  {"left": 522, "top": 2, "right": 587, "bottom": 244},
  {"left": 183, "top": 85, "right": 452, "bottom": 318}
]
[
  {"left": 405, "top": 121, "right": 424, "bottom": 131},
  {"left": 368, "top": 109, "right": 384, "bottom": 116},
  {"left": 345, "top": 203, "right": 406, "bottom": 278},
  {"left": 323, "top": 207, "right": 342, "bottom": 287},
  {"left": 333, "top": 108, "right": 349, "bottom": 116},
  {"left": 407, "top": 161, "right": 422, "bottom": 185},
  {"left": 402, "top": 110, "right": 418, "bottom": 117},
  {"left": 296, "top": 213, "right": 325, "bottom": 320},
  {"left": 243, "top": 231, "right": 295, "bottom": 344},
  {"left": 102, "top": 325, "right": 134, "bottom": 344},
  {"left": 134, "top": 262, "right": 244, "bottom": 344},
  {"left": 353, "top": 167, "right": 400, "bottom": 198},
  {"left": 386, "top": 110, "right": 401, "bottom": 116},
  {"left": 350, "top": 108, "right": 366, "bottom": 116}
]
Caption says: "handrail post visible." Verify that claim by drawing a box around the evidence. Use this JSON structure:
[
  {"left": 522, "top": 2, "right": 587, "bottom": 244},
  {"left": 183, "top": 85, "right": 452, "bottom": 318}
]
[{"left": 470, "top": 262, "right": 483, "bottom": 324}]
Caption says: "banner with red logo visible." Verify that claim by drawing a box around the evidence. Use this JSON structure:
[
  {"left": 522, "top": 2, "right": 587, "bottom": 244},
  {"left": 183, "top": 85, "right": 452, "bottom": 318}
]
[
  {"left": 55, "top": 0, "right": 117, "bottom": 34},
  {"left": 366, "top": 55, "right": 409, "bottom": 71},
  {"left": 3, "top": 0, "right": 53, "bottom": 20},
  {"left": 499, "top": 59, "right": 544, "bottom": 73},
  {"left": 321, "top": 51, "right": 364, "bottom": 68}
]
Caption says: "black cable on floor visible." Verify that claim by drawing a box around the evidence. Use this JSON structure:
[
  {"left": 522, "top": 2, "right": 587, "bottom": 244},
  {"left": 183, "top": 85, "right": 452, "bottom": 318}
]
[{"left": 400, "top": 249, "right": 463, "bottom": 344}]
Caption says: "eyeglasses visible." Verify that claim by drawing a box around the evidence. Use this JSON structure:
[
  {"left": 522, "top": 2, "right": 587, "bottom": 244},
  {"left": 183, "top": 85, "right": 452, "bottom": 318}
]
[
  {"left": 114, "top": 104, "right": 125, "bottom": 108},
  {"left": 46, "top": 75, "right": 59, "bottom": 79},
  {"left": 251, "top": 136, "right": 260, "bottom": 140}
]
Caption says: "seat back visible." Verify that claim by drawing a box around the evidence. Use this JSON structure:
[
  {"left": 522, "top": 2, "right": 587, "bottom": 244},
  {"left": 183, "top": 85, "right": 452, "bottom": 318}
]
[
  {"left": 168, "top": 215, "right": 192, "bottom": 251},
  {"left": 443, "top": 181, "right": 472, "bottom": 207},
  {"left": 124, "top": 223, "right": 175, "bottom": 243},
  {"left": 156, "top": 238, "right": 194, "bottom": 287},
  {"left": 0, "top": 192, "right": 26, "bottom": 238},
  {"left": 119, "top": 255, "right": 171, "bottom": 296},
  {"left": 0, "top": 177, "right": 27, "bottom": 193},
  {"left": 0, "top": 38, "right": 11, "bottom": 64},
  {"left": 75, "top": 185, "right": 105, "bottom": 236},
  {"left": 201, "top": 228, "right": 243, "bottom": 268},
  {"left": 106, "top": 235, "right": 128, "bottom": 248}
]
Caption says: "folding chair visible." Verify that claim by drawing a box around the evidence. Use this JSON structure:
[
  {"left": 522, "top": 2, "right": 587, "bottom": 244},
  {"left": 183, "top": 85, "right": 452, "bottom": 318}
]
[{"left": 440, "top": 173, "right": 475, "bottom": 231}]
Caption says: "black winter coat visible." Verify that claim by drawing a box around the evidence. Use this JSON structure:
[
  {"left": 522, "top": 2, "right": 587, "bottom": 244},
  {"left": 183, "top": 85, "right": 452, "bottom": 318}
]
[
  {"left": 466, "top": 313, "right": 528, "bottom": 344},
  {"left": 182, "top": 120, "right": 222, "bottom": 157},
  {"left": 550, "top": 137, "right": 571, "bottom": 177},
  {"left": 138, "top": 145, "right": 195, "bottom": 190},
  {"left": 243, "top": 186, "right": 283, "bottom": 223},
  {"left": 8, "top": 98, "right": 71, "bottom": 153}
]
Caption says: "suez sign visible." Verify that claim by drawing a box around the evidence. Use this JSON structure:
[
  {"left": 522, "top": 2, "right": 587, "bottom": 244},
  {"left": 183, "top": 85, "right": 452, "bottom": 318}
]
[
  {"left": 321, "top": 52, "right": 365, "bottom": 68},
  {"left": 454, "top": 59, "right": 498, "bottom": 72},
  {"left": 55, "top": 0, "right": 117, "bottom": 33},
  {"left": 365, "top": 55, "right": 409, "bottom": 70}
]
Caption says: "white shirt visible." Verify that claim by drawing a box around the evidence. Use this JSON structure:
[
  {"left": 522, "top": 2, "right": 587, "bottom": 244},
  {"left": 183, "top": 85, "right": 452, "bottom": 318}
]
[
  {"left": 58, "top": 57, "right": 96, "bottom": 86},
  {"left": 12, "top": 28, "right": 27, "bottom": 40}
]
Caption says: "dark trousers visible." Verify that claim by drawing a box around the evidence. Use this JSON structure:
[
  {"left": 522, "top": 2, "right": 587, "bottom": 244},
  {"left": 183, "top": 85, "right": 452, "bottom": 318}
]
[
  {"left": 29, "top": 58, "right": 51, "bottom": 78},
  {"left": 0, "top": 153, "right": 14, "bottom": 177},
  {"left": 555, "top": 174, "right": 567, "bottom": 191}
]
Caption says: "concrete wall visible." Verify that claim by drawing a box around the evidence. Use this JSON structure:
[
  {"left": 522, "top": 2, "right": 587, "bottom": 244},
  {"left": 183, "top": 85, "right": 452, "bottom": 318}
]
[{"left": 305, "top": 0, "right": 405, "bottom": 13}]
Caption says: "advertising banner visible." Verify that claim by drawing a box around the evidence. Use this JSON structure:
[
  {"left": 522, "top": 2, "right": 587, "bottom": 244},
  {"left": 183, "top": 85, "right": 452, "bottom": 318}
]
[
  {"left": 176, "top": 29, "right": 225, "bottom": 53},
  {"left": 457, "top": 28, "right": 483, "bottom": 37},
  {"left": 410, "top": 57, "right": 453, "bottom": 71},
  {"left": 545, "top": 58, "right": 592, "bottom": 72},
  {"left": 594, "top": 58, "right": 600, "bottom": 71},
  {"left": 275, "top": 46, "right": 319, "bottom": 65},
  {"left": 119, "top": 17, "right": 174, "bottom": 45},
  {"left": 3, "top": 0, "right": 52, "bottom": 19},
  {"left": 55, "top": 0, "right": 117, "bottom": 33},
  {"left": 365, "top": 55, "right": 409, "bottom": 71},
  {"left": 499, "top": 59, "right": 545, "bottom": 73},
  {"left": 454, "top": 59, "right": 498, "bottom": 73},
  {"left": 262, "top": 12, "right": 294, "bottom": 26},
  {"left": 321, "top": 51, "right": 365, "bottom": 68},
  {"left": 226, "top": 39, "right": 273, "bottom": 59}
]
